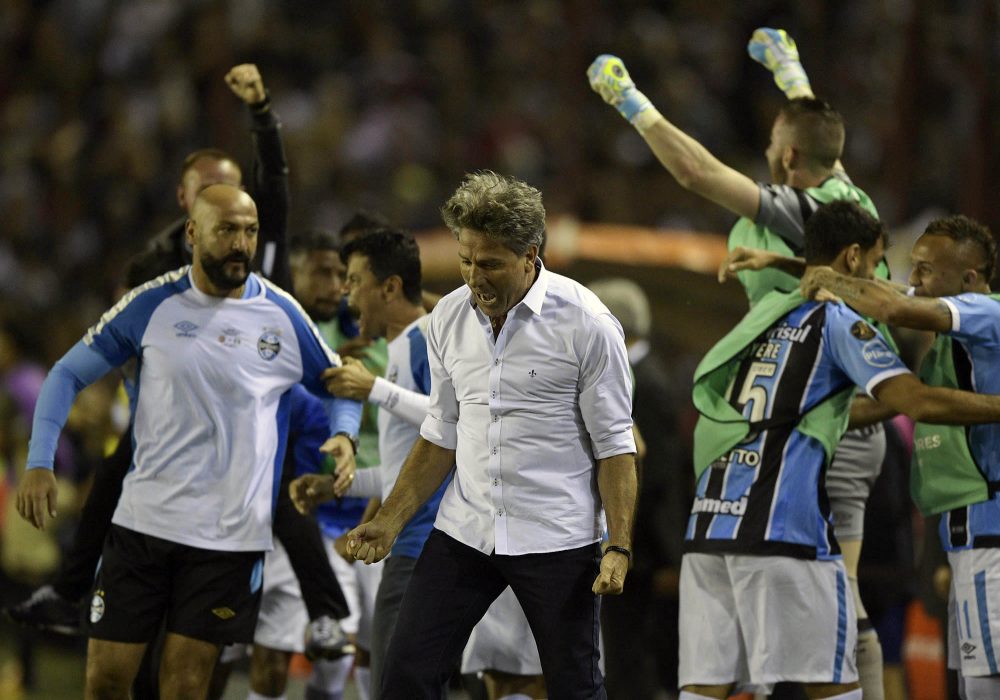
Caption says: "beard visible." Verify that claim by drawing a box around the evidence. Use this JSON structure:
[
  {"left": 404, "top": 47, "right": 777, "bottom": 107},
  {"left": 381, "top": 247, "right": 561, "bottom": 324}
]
[{"left": 200, "top": 250, "right": 251, "bottom": 291}]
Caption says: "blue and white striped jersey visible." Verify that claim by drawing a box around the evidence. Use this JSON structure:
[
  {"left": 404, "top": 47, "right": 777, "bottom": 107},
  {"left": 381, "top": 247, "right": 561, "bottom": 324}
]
[
  {"left": 685, "top": 301, "right": 908, "bottom": 559},
  {"left": 28, "top": 267, "right": 361, "bottom": 552},
  {"left": 935, "top": 294, "right": 1000, "bottom": 552}
]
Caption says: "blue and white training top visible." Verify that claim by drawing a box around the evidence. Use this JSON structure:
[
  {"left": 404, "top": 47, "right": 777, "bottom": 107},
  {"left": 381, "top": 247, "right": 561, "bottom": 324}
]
[
  {"left": 936, "top": 294, "right": 1000, "bottom": 552},
  {"left": 27, "top": 267, "right": 361, "bottom": 552},
  {"left": 685, "top": 301, "right": 909, "bottom": 559},
  {"left": 368, "top": 316, "right": 450, "bottom": 559}
]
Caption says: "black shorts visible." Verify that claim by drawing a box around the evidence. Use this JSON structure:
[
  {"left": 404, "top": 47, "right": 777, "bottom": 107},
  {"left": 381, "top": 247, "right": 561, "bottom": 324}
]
[{"left": 88, "top": 524, "right": 264, "bottom": 645}]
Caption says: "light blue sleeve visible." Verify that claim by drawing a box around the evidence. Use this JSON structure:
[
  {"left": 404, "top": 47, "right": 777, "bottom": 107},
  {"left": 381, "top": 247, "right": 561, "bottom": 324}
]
[
  {"left": 942, "top": 294, "right": 1000, "bottom": 347},
  {"left": 26, "top": 341, "right": 116, "bottom": 470},
  {"left": 824, "top": 304, "right": 910, "bottom": 398}
]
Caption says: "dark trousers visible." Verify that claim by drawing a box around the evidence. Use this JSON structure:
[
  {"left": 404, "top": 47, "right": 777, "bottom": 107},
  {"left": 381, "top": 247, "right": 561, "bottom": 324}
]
[
  {"left": 381, "top": 529, "right": 605, "bottom": 700},
  {"left": 54, "top": 426, "right": 348, "bottom": 620}
]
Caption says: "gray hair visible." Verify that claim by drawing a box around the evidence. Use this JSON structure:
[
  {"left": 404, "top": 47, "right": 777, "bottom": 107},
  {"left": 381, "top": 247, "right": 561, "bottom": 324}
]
[
  {"left": 440, "top": 170, "right": 545, "bottom": 256},
  {"left": 588, "top": 278, "right": 651, "bottom": 339}
]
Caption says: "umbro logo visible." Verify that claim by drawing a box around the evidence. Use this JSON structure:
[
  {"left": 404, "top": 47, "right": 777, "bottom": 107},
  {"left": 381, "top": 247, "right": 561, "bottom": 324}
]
[
  {"left": 212, "top": 607, "right": 236, "bottom": 620},
  {"left": 962, "top": 641, "right": 977, "bottom": 656},
  {"left": 174, "top": 320, "right": 198, "bottom": 337}
]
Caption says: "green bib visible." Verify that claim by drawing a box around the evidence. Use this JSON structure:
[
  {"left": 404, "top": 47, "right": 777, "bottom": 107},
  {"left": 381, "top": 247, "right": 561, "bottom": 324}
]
[
  {"left": 730, "top": 176, "right": 882, "bottom": 307},
  {"left": 691, "top": 290, "right": 854, "bottom": 479},
  {"left": 317, "top": 320, "right": 388, "bottom": 472},
  {"left": 910, "top": 302, "right": 1000, "bottom": 514}
]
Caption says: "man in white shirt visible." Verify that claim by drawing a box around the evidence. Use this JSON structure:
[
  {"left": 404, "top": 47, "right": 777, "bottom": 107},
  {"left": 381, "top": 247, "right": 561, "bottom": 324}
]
[
  {"left": 343, "top": 171, "right": 638, "bottom": 699},
  {"left": 16, "top": 184, "right": 361, "bottom": 700}
]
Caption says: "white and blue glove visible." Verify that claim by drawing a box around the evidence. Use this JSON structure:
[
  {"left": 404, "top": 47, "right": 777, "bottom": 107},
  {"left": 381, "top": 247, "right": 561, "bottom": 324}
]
[
  {"left": 747, "top": 28, "right": 813, "bottom": 99},
  {"left": 587, "top": 54, "right": 660, "bottom": 131}
]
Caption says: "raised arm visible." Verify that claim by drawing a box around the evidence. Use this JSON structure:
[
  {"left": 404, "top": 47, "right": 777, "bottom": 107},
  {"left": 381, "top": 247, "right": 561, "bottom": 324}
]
[
  {"left": 801, "top": 267, "right": 952, "bottom": 332},
  {"left": 746, "top": 28, "right": 847, "bottom": 175},
  {"left": 588, "top": 55, "right": 760, "bottom": 221},
  {"left": 225, "top": 64, "right": 291, "bottom": 288},
  {"left": 718, "top": 247, "right": 806, "bottom": 284}
]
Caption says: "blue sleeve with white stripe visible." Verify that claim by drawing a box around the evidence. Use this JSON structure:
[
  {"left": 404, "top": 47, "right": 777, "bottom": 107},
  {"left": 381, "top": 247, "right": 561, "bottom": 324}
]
[
  {"left": 408, "top": 326, "right": 431, "bottom": 395},
  {"left": 823, "top": 303, "right": 909, "bottom": 397},
  {"left": 943, "top": 294, "right": 1000, "bottom": 347},
  {"left": 27, "top": 341, "right": 116, "bottom": 469}
]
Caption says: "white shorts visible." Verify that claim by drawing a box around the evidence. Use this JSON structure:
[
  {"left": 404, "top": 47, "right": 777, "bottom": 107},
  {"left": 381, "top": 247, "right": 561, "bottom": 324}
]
[
  {"left": 947, "top": 548, "right": 1000, "bottom": 677},
  {"left": 462, "top": 587, "right": 542, "bottom": 676},
  {"left": 254, "top": 537, "right": 383, "bottom": 653},
  {"left": 679, "top": 553, "right": 858, "bottom": 688}
]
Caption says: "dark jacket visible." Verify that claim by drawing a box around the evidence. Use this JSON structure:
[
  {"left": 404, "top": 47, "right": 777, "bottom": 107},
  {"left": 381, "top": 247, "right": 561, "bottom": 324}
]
[{"left": 146, "top": 97, "right": 291, "bottom": 289}]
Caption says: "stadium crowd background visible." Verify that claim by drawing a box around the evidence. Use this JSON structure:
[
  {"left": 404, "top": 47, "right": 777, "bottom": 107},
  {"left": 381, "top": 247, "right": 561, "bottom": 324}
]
[{"left": 0, "top": 1, "right": 997, "bottom": 698}]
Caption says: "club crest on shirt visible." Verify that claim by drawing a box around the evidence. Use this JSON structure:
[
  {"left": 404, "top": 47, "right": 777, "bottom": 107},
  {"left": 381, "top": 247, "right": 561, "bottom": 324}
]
[
  {"left": 218, "top": 326, "right": 241, "bottom": 348},
  {"left": 850, "top": 321, "right": 876, "bottom": 340},
  {"left": 257, "top": 331, "right": 281, "bottom": 361}
]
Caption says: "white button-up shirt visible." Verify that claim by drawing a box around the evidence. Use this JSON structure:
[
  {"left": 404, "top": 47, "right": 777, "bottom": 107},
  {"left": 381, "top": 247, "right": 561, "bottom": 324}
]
[{"left": 420, "top": 260, "right": 636, "bottom": 555}]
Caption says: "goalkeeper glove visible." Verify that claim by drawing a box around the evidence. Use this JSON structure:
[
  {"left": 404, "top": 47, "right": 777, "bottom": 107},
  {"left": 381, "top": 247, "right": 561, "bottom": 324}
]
[
  {"left": 747, "top": 28, "right": 813, "bottom": 99},
  {"left": 587, "top": 54, "right": 661, "bottom": 131}
]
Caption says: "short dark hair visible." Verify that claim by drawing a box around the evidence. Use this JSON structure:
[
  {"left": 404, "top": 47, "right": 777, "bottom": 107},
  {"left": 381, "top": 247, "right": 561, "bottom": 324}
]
[
  {"left": 341, "top": 227, "right": 423, "bottom": 305},
  {"left": 924, "top": 215, "right": 998, "bottom": 281},
  {"left": 289, "top": 229, "right": 342, "bottom": 258},
  {"left": 180, "top": 148, "right": 237, "bottom": 178},
  {"left": 124, "top": 248, "right": 182, "bottom": 288},
  {"left": 779, "top": 98, "right": 845, "bottom": 171},
  {"left": 339, "top": 210, "right": 390, "bottom": 239},
  {"left": 804, "top": 200, "right": 885, "bottom": 265}
]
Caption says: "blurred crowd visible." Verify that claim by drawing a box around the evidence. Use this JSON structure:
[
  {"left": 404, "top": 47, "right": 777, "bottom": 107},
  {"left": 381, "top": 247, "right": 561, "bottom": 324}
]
[{"left": 0, "top": 0, "right": 996, "bottom": 362}]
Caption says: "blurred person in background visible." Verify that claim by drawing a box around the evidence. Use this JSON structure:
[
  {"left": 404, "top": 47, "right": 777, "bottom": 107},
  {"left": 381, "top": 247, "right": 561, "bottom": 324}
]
[
  {"left": 590, "top": 30, "right": 893, "bottom": 698},
  {"left": 589, "top": 277, "right": 687, "bottom": 700}
]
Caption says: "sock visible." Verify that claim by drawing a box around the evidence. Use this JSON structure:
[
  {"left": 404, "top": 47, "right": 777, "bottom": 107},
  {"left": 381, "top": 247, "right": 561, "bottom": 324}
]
[
  {"left": 354, "top": 666, "right": 371, "bottom": 700},
  {"left": 306, "top": 655, "right": 352, "bottom": 700},
  {"left": 247, "top": 691, "right": 285, "bottom": 700},
  {"left": 856, "top": 623, "right": 884, "bottom": 700},
  {"left": 960, "top": 674, "right": 1000, "bottom": 700}
]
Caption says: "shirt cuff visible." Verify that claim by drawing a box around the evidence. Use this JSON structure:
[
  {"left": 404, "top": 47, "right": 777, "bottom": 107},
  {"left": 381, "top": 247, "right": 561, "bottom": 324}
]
[
  {"left": 420, "top": 415, "right": 458, "bottom": 450},
  {"left": 368, "top": 376, "right": 393, "bottom": 407},
  {"left": 866, "top": 368, "right": 912, "bottom": 398},
  {"left": 941, "top": 297, "right": 961, "bottom": 333},
  {"left": 591, "top": 430, "right": 637, "bottom": 460}
]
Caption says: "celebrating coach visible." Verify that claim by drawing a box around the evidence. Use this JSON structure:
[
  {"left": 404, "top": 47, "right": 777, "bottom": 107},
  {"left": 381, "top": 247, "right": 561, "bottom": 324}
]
[{"left": 344, "top": 170, "right": 638, "bottom": 699}]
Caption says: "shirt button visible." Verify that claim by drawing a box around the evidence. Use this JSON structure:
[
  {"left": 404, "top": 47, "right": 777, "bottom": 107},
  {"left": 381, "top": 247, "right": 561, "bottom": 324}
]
[
  {"left": 493, "top": 478, "right": 499, "bottom": 486},
  {"left": 494, "top": 358, "right": 500, "bottom": 366},
  {"left": 492, "top": 447, "right": 498, "bottom": 455},
  {"left": 497, "top": 509, "right": 504, "bottom": 516},
  {"left": 492, "top": 415, "right": 498, "bottom": 423},
  {"left": 491, "top": 391, "right": 496, "bottom": 398}
]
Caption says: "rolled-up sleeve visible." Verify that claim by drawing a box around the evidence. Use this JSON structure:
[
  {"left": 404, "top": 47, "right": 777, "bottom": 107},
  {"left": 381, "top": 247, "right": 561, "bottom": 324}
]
[
  {"left": 577, "top": 313, "right": 636, "bottom": 459},
  {"left": 420, "top": 311, "right": 460, "bottom": 449}
]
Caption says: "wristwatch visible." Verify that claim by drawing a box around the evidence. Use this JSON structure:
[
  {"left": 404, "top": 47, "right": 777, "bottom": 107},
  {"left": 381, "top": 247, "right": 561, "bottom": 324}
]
[{"left": 603, "top": 545, "right": 632, "bottom": 563}]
